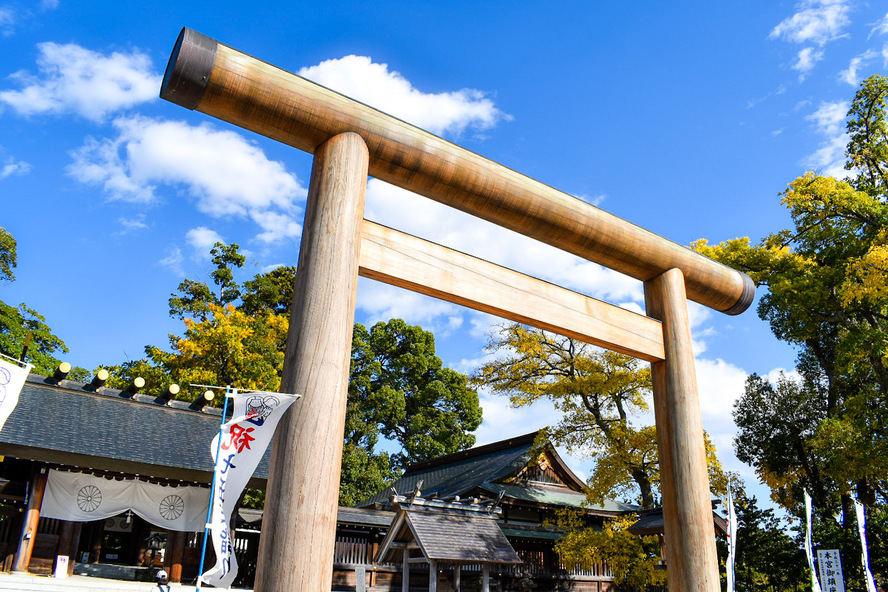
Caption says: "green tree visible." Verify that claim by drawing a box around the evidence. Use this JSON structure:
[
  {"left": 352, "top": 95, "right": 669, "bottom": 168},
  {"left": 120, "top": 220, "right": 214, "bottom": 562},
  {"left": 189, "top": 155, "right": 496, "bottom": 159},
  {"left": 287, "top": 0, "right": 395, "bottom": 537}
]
[
  {"left": 350, "top": 319, "right": 483, "bottom": 473},
  {"left": 108, "top": 303, "right": 288, "bottom": 396},
  {"left": 693, "top": 74, "right": 888, "bottom": 587},
  {"left": 554, "top": 511, "right": 667, "bottom": 591},
  {"left": 169, "top": 242, "right": 246, "bottom": 321},
  {"left": 472, "top": 323, "right": 731, "bottom": 591},
  {"left": 1, "top": 227, "right": 16, "bottom": 283},
  {"left": 472, "top": 323, "right": 727, "bottom": 510},
  {"left": 110, "top": 243, "right": 482, "bottom": 506},
  {"left": 720, "top": 493, "right": 807, "bottom": 592}
]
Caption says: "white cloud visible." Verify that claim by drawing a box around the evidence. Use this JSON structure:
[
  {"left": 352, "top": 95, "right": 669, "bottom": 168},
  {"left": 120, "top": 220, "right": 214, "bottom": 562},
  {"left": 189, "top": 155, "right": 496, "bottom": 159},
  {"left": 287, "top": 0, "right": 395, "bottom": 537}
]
[
  {"left": 0, "top": 42, "right": 160, "bottom": 121},
  {"left": 40, "top": 0, "right": 59, "bottom": 10},
  {"left": 364, "top": 179, "right": 643, "bottom": 304},
  {"left": 67, "top": 116, "right": 307, "bottom": 242},
  {"left": 0, "top": 157, "right": 31, "bottom": 178},
  {"left": 116, "top": 215, "right": 147, "bottom": 234},
  {"left": 0, "top": 8, "right": 14, "bottom": 36},
  {"left": 770, "top": 0, "right": 852, "bottom": 46},
  {"left": 804, "top": 100, "right": 850, "bottom": 176},
  {"left": 357, "top": 277, "right": 462, "bottom": 331},
  {"left": 793, "top": 47, "right": 825, "bottom": 77},
  {"left": 298, "top": 55, "right": 507, "bottom": 136},
  {"left": 185, "top": 227, "right": 225, "bottom": 253},
  {"left": 695, "top": 357, "right": 748, "bottom": 422},
  {"left": 473, "top": 388, "right": 561, "bottom": 447},
  {"left": 871, "top": 12, "right": 888, "bottom": 36},
  {"left": 839, "top": 50, "right": 879, "bottom": 85},
  {"left": 807, "top": 100, "right": 848, "bottom": 136},
  {"left": 158, "top": 246, "right": 185, "bottom": 276}
]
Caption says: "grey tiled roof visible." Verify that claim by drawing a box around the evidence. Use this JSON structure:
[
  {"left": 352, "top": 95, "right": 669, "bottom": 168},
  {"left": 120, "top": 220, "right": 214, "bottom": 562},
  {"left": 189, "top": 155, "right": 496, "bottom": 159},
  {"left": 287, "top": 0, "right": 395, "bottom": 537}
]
[
  {"left": 406, "top": 509, "right": 521, "bottom": 564},
  {"left": 358, "top": 433, "right": 537, "bottom": 507},
  {"left": 358, "top": 431, "right": 638, "bottom": 515},
  {"left": 0, "top": 374, "right": 271, "bottom": 485},
  {"left": 480, "top": 482, "right": 638, "bottom": 513}
]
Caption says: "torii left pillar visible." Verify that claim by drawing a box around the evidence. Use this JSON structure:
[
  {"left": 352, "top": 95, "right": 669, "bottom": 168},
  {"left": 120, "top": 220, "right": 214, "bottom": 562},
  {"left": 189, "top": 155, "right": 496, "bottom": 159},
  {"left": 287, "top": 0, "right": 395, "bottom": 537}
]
[{"left": 254, "top": 132, "right": 369, "bottom": 592}]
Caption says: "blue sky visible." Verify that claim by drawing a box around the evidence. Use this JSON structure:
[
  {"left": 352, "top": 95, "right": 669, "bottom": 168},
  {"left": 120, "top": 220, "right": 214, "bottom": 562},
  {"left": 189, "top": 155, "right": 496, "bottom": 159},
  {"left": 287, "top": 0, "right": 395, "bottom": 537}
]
[{"left": 1, "top": 1, "right": 887, "bottom": 508}]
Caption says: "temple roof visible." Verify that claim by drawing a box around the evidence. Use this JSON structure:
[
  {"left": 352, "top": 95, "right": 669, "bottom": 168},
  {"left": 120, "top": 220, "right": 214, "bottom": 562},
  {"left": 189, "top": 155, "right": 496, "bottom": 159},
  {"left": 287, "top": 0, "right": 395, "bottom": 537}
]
[
  {"left": 359, "top": 431, "right": 638, "bottom": 515},
  {"left": 376, "top": 496, "right": 521, "bottom": 565},
  {"left": 0, "top": 373, "right": 270, "bottom": 486}
]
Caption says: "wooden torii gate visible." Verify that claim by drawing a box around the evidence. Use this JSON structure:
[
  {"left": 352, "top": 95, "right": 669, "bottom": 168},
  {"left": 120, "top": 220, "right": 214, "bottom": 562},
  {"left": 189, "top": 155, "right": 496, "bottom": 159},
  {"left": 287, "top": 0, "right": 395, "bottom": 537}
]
[{"left": 160, "top": 28, "right": 755, "bottom": 592}]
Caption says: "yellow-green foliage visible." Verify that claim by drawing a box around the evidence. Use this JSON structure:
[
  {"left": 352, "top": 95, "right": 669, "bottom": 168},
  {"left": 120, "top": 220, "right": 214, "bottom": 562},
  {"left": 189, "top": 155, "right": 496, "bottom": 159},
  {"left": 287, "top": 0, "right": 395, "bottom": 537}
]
[{"left": 554, "top": 510, "right": 668, "bottom": 589}]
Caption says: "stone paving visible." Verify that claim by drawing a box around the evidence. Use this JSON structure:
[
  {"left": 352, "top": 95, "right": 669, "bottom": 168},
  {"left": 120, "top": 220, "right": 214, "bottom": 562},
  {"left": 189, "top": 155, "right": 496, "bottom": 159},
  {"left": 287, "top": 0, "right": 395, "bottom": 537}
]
[{"left": 0, "top": 572, "right": 253, "bottom": 592}]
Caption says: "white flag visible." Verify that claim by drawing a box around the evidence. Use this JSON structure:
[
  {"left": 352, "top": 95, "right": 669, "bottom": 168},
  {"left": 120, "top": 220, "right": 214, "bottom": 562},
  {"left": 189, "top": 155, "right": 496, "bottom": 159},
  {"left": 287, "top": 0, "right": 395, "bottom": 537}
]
[
  {"left": 201, "top": 391, "right": 299, "bottom": 589},
  {"left": 805, "top": 491, "right": 823, "bottom": 592},
  {"left": 0, "top": 354, "right": 32, "bottom": 432},
  {"left": 853, "top": 497, "right": 877, "bottom": 592},
  {"left": 725, "top": 484, "right": 737, "bottom": 592}
]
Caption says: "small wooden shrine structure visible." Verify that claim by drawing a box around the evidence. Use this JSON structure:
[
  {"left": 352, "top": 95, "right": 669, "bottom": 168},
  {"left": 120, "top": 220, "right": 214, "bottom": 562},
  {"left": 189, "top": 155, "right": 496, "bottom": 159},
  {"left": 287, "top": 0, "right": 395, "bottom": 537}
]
[{"left": 375, "top": 492, "right": 521, "bottom": 592}]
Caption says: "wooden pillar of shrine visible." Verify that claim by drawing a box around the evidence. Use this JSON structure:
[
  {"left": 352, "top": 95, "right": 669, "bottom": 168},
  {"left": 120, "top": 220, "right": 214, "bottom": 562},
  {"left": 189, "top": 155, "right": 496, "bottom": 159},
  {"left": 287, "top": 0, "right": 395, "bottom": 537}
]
[
  {"left": 253, "top": 131, "right": 369, "bottom": 592},
  {"left": 644, "top": 268, "right": 720, "bottom": 592},
  {"left": 12, "top": 465, "right": 48, "bottom": 573},
  {"left": 165, "top": 530, "right": 186, "bottom": 583}
]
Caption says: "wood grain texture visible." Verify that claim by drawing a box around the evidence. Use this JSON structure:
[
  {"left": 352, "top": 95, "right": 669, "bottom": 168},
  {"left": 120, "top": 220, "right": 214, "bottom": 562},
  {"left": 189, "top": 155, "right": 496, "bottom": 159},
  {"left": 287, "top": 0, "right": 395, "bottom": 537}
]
[
  {"left": 253, "top": 132, "right": 369, "bottom": 592},
  {"left": 644, "top": 268, "right": 720, "bottom": 592},
  {"left": 160, "top": 29, "right": 755, "bottom": 316},
  {"left": 359, "top": 220, "right": 665, "bottom": 362}
]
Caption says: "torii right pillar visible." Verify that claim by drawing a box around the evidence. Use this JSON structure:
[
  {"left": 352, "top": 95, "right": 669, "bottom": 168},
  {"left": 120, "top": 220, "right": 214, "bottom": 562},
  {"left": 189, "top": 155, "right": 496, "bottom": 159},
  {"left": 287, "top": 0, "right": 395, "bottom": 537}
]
[{"left": 645, "top": 268, "right": 720, "bottom": 592}]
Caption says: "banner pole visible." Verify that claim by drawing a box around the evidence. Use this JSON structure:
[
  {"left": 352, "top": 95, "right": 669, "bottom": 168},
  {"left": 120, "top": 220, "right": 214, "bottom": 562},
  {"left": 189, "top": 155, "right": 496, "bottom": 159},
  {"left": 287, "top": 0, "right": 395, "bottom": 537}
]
[{"left": 196, "top": 387, "right": 233, "bottom": 592}]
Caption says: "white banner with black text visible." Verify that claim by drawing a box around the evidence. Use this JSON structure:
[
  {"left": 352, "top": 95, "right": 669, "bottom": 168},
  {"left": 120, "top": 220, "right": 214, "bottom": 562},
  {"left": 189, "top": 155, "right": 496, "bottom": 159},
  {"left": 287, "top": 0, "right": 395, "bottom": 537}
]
[{"left": 201, "top": 392, "right": 299, "bottom": 589}]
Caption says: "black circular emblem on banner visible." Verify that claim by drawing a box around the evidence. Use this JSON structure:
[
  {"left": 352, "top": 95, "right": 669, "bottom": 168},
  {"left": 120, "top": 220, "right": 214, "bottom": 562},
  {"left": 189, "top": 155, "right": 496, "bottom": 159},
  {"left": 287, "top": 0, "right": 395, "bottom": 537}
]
[
  {"left": 159, "top": 494, "right": 185, "bottom": 520},
  {"left": 77, "top": 485, "right": 102, "bottom": 512}
]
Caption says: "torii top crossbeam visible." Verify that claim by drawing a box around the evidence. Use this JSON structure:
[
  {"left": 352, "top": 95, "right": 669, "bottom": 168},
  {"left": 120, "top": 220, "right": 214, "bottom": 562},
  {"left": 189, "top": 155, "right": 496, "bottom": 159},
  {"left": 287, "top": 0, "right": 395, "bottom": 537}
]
[{"left": 160, "top": 28, "right": 754, "bottom": 317}]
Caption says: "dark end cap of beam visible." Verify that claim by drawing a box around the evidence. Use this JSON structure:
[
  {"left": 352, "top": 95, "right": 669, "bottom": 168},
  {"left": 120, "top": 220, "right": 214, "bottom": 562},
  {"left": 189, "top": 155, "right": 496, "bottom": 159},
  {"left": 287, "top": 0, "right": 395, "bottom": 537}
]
[
  {"left": 160, "top": 27, "right": 217, "bottom": 110},
  {"left": 722, "top": 272, "right": 756, "bottom": 316}
]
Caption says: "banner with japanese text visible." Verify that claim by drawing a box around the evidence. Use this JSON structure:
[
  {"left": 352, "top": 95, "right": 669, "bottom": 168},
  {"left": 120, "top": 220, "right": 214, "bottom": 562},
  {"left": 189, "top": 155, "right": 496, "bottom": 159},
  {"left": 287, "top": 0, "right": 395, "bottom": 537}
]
[
  {"left": 201, "top": 391, "right": 299, "bottom": 589},
  {"left": 0, "top": 354, "right": 31, "bottom": 433},
  {"left": 816, "top": 549, "right": 845, "bottom": 592}
]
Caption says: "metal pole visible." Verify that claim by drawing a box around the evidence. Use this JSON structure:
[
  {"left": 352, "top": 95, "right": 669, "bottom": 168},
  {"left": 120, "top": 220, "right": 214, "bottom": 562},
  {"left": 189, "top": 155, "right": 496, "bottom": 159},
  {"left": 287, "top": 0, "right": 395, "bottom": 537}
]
[{"left": 196, "top": 388, "right": 232, "bottom": 591}]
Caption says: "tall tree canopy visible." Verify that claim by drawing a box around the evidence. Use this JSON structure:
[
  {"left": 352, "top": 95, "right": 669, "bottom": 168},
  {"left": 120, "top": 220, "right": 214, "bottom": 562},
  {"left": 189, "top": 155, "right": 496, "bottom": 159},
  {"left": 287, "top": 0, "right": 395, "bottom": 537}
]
[
  {"left": 107, "top": 242, "right": 481, "bottom": 505},
  {"left": 694, "top": 74, "right": 888, "bottom": 587}
]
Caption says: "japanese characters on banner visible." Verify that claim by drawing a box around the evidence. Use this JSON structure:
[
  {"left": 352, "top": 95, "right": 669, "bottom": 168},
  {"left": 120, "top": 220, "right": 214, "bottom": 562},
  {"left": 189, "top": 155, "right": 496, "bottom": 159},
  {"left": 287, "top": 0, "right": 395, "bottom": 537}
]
[
  {"left": 853, "top": 498, "right": 878, "bottom": 592},
  {"left": 817, "top": 549, "right": 846, "bottom": 592},
  {"left": 0, "top": 353, "right": 32, "bottom": 433},
  {"left": 41, "top": 469, "right": 209, "bottom": 531},
  {"left": 805, "top": 491, "right": 824, "bottom": 592},
  {"left": 201, "top": 391, "right": 299, "bottom": 589}
]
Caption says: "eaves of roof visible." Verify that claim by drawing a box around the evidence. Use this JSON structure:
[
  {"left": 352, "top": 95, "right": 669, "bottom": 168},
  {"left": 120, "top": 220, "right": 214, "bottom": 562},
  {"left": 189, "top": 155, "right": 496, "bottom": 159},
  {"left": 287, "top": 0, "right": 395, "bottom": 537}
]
[{"left": 0, "top": 374, "right": 271, "bottom": 486}]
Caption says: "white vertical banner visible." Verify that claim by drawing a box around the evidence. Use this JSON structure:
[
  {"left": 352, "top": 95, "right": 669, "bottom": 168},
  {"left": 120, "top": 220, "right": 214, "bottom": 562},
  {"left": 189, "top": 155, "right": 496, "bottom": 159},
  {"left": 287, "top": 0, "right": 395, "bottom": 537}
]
[
  {"left": 725, "top": 484, "right": 737, "bottom": 592},
  {"left": 816, "top": 549, "right": 845, "bottom": 592},
  {"left": 805, "top": 491, "right": 823, "bottom": 592},
  {"left": 201, "top": 391, "right": 300, "bottom": 589},
  {"left": 853, "top": 498, "right": 877, "bottom": 592},
  {"left": 0, "top": 353, "right": 32, "bottom": 432}
]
